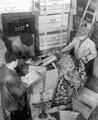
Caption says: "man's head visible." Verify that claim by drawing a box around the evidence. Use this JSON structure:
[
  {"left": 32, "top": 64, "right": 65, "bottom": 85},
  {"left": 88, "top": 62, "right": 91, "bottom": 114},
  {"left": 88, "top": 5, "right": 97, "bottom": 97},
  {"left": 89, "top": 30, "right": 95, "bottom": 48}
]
[
  {"left": 77, "top": 26, "right": 90, "bottom": 37},
  {"left": 20, "top": 33, "right": 34, "bottom": 46},
  {"left": 5, "top": 51, "right": 18, "bottom": 68}
]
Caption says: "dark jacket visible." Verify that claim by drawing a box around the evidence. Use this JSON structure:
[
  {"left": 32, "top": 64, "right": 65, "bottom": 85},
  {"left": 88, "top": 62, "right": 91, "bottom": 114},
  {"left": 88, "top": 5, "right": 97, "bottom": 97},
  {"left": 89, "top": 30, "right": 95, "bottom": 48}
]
[{"left": 0, "top": 65, "right": 27, "bottom": 111}]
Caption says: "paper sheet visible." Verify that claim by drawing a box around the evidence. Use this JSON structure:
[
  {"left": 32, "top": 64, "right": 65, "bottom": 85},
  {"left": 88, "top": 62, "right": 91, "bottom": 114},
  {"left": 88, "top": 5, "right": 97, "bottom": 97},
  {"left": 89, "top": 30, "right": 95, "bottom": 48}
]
[{"left": 24, "top": 70, "right": 41, "bottom": 87}]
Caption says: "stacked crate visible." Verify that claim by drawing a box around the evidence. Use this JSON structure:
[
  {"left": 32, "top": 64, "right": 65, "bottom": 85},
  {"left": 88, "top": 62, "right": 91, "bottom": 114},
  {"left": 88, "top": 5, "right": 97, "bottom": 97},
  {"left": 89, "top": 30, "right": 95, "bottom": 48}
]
[
  {"left": 73, "top": 0, "right": 96, "bottom": 32},
  {"left": 32, "top": 0, "right": 71, "bottom": 55},
  {"left": 73, "top": 0, "right": 88, "bottom": 31}
]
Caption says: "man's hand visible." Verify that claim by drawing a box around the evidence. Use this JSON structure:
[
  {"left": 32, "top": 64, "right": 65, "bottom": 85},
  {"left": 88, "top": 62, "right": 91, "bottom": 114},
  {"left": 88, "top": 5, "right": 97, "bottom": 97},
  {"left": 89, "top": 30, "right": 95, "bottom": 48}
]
[
  {"left": 81, "top": 57, "right": 88, "bottom": 63},
  {"left": 21, "top": 76, "right": 29, "bottom": 84},
  {"left": 25, "top": 58, "right": 34, "bottom": 65}
]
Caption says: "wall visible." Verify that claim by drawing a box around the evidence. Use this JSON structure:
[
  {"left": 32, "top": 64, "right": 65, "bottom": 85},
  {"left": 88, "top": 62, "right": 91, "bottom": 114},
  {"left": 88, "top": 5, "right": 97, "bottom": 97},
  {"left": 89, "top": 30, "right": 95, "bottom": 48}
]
[{"left": 0, "top": 0, "right": 33, "bottom": 28}]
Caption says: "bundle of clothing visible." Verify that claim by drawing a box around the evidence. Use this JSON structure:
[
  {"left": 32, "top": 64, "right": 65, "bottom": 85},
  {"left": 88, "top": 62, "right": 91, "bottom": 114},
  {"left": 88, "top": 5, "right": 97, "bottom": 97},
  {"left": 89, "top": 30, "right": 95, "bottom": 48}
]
[{"left": 52, "top": 53, "right": 87, "bottom": 105}]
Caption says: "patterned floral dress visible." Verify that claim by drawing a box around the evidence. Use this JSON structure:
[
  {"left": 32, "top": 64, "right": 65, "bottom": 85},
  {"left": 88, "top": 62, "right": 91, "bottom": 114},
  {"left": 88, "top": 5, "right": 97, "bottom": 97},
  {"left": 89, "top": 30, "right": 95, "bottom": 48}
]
[{"left": 52, "top": 54, "right": 87, "bottom": 105}]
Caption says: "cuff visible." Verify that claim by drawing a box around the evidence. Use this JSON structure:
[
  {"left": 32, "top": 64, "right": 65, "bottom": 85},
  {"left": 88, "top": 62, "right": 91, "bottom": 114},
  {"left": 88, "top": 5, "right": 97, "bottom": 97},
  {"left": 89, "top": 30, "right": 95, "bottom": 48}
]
[
  {"left": 22, "top": 81, "right": 28, "bottom": 88},
  {"left": 86, "top": 56, "right": 88, "bottom": 62}
]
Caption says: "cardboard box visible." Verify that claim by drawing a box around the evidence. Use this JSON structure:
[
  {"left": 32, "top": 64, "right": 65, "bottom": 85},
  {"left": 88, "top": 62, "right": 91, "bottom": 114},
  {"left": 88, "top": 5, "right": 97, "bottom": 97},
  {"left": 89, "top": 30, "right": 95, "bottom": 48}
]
[
  {"left": 28, "top": 66, "right": 46, "bottom": 94},
  {"left": 33, "top": 0, "right": 70, "bottom": 15},
  {"left": 72, "top": 87, "right": 98, "bottom": 120},
  {"left": 45, "top": 68, "right": 58, "bottom": 91},
  {"left": 28, "top": 66, "right": 58, "bottom": 93},
  {"left": 28, "top": 65, "right": 58, "bottom": 112}
]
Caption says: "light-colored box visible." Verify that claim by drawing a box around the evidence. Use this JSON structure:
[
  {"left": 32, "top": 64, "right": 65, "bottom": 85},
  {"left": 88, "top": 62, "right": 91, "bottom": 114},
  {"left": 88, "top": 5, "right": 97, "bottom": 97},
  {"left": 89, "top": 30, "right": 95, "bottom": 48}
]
[
  {"left": 28, "top": 66, "right": 58, "bottom": 93},
  {"left": 72, "top": 87, "right": 98, "bottom": 120},
  {"left": 28, "top": 65, "right": 58, "bottom": 112},
  {"left": 28, "top": 66, "right": 46, "bottom": 94},
  {"left": 33, "top": 0, "right": 70, "bottom": 15},
  {"left": 45, "top": 68, "right": 58, "bottom": 91},
  {"left": 34, "top": 13, "right": 68, "bottom": 34}
]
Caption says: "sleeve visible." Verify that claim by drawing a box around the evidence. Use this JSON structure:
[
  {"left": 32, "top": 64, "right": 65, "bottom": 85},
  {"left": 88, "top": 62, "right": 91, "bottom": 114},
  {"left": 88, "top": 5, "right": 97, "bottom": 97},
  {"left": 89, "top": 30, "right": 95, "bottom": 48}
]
[
  {"left": 87, "top": 43, "right": 97, "bottom": 62},
  {"left": 29, "top": 45, "right": 35, "bottom": 57},
  {"left": 61, "top": 37, "right": 77, "bottom": 53},
  {"left": 6, "top": 77, "right": 28, "bottom": 100},
  {"left": 12, "top": 43, "right": 19, "bottom": 54}
]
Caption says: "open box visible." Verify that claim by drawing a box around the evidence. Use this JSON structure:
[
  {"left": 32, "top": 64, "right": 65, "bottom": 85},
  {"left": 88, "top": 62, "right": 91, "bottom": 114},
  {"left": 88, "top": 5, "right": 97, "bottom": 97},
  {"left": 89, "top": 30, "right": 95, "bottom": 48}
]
[
  {"left": 72, "top": 87, "right": 98, "bottom": 120},
  {"left": 28, "top": 65, "right": 58, "bottom": 105},
  {"left": 28, "top": 65, "right": 58, "bottom": 93}
]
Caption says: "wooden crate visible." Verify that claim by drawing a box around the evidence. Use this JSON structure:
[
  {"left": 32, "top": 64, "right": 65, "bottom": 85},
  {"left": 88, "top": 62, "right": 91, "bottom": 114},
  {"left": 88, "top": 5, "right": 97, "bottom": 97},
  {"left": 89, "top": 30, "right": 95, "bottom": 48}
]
[
  {"left": 77, "top": 0, "right": 88, "bottom": 5},
  {"left": 72, "top": 87, "right": 98, "bottom": 120},
  {"left": 88, "top": 1, "right": 97, "bottom": 13},
  {"left": 73, "top": 15, "right": 82, "bottom": 32},
  {"left": 77, "top": 4, "right": 85, "bottom": 16},
  {"left": 35, "top": 47, "right": 61, "bottom": 56},
  {"left": 34, "top": 12, "right": 68, "bottom": 34},
  {"left": 77, "top": 0, "right": 97, "bottom": 6},
  {"left": 33, "top": 0, "right": 70, "bottom": 15},
  {"left": 35, "top": 31, "right": 67, "bottom": 51},
  {"left": 70, "top": 0, "right": 77, "bottom": 15}
]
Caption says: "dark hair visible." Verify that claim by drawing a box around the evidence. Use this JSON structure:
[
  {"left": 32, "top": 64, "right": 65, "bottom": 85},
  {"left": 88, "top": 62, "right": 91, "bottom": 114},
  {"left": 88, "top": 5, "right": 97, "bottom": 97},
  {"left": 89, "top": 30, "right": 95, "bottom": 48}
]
[
  {"left": 77, "top": 26, "right": 89, "bottom": 36},
  {"left": 5, "top": 51, "right": 18, "bottom": 63},
  {"left": 20, "top": 33, "right": 34, "bottom": 46}
]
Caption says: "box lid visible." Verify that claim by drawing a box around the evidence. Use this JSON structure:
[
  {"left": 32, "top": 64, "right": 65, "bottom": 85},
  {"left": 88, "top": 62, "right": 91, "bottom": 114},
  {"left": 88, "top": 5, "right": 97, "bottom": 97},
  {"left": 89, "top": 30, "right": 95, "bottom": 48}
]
[{"left": 1, "top": 12, "right": 34, "bottom": 21}]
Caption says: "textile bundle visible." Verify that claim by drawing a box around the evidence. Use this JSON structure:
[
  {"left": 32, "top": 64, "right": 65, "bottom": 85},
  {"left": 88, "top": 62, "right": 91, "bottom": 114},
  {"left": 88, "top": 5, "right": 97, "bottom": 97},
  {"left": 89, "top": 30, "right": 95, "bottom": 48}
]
[{"left": 52, "top": 54, "right": 87, "bottom": 105}]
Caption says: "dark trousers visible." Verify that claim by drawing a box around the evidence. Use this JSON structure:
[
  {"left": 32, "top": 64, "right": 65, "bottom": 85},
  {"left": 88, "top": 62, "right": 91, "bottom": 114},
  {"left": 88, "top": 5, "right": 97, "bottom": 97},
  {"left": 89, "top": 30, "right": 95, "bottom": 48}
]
[
  {"left": 10, "top": 106, "right": 32, "bottom": 120},
  {"left": 85, "top": 59, "right": 94, "bottom": 76},
  {"left": 10, "top": 92, "right": 32, "bottom": 120}
]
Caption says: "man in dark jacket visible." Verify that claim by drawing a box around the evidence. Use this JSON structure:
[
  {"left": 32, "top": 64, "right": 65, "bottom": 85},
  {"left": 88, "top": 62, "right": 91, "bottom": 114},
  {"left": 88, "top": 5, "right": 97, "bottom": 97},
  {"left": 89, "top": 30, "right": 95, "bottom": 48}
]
[
  {"left": 11, "top": 33, "right": 35, "bottom": 76},
  {"left": 0, "top": 51, "right": 32, "bottom": 120}
]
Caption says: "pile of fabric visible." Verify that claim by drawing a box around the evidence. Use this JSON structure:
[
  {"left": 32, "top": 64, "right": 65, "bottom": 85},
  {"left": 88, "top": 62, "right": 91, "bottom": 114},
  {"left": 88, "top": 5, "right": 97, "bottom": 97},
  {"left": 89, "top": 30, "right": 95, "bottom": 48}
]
[{"left": 52, "top": 53, "right": 87, "bottom": 105}]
